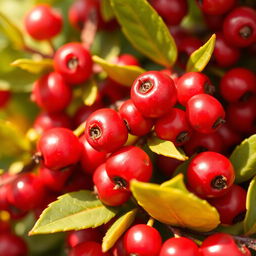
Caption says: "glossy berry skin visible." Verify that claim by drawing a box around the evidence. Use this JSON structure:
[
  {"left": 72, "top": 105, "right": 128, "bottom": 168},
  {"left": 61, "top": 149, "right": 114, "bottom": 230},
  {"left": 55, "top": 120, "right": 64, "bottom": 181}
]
[
  {"left": 220, "top": 68, "right": 256, "bottom": 102},
  {"left": 32, "top": 72, "right": 72, "bottom": 113},
  {"left": 124, "top": 224, "right": 162, "bottom": 256},
  {"left": 80, "top": 135, "right": 108, "bottom": 175},
  {"left": 223, "top": 7, "right": 256, "bottom": 48},
  {"left": 85, "top": 108, "right": 128, "bottom": 152},
  {"left": 176, "top": 72, "right": 214, "bottom": 106},
  {"left": 39, "top": 165, "right": 73, "bottom": 192},
  {"left": 156, "top": 155, "right": 181, "bottom": 178},
  {"left": 203, "top": 14, "right": 225, "bottom": 31},
  {"left": 69, "top": 241, "right": 110, "bottom": 256},
  {"left": 208, "top": 185, "right": 247, "bottom": 225},
  {"left": 24, "top": 4, "right": 62, "bottom": 40},
  {"left": 155, "top": 108, "right": 192, "bottom": 146},
  {"left": 33, "top": 112, "right": 72, "bottom": 134},
  {"left": 131, "top": 71, "right": 177, "bottom": 118},
  {"left": 226, "top": 96, "right": 256, "bottom": 134},
  {"left": 106, "top": 146, "right": 153, "bottom": 190},
  {"left": 0, "top": 90, "right": 11, "bottom": 108},
  {"left": 214, "top": 33, "right": 240, "bottom": 68},
  {"left": 54, "top": 43, "right": 93, "bottom": 85},
  {"left": 184, "top": 131, "right": 224, "bottom": 156},
  {"left": 114, "top": 54, "right": 140, "bottom": 66},
  {"left": 37, "top": 128, "right": 82, "bottom": 170},
  {"left": 93, "top": 164, "right": 131, "bottom": 206},
  {"left": 119, "top": 99, "right": 154, "bottom": 136},
  {"left": 159, "top": 237, "right": 200, "bottom": 256},
  {"left": 187, "top": 152, "right": 235, "bottom": 198},
  {"left": 200, "top": 233, "right": 250, "bottom": 256},
  {"left": 186, "top": 94, "right": 225, "bottom": 134},
  {"left": 0, "top": 233, "right": 28, "bottom": 256},
  {"left": 7, "top": 173, "right": 45, "bottom": 211},
  {"left": 150, "top": 0, "right": 188, "bottom": 26},
  {"left": 196, "top": 0, "right": 236, "bottom": 15},
  {"left": 67, "top": 228, "right": 103, "bottom": 248}
]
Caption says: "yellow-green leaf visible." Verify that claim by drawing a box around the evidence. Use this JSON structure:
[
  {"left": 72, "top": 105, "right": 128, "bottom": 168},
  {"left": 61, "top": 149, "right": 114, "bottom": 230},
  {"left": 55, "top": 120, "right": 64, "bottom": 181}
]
[
  {"left": 93, "top": 55, "right": 145, "bottom": 86},
  {"left": 11, "top": 58, "right": 53, "bottom": 74},
  {"left": 147, "top": 136, "right": 188, "bottom": 161},
  {"left": 216, "top": 222, "right": 244, "bottom": 236},
  {"left": 186, "top": 34, "right": 216, "bottom": 72},
  {"left": 110, "top": 0, "right": 177, "bottom": 67},
  {"left": 230, "top": 135, "right": 256, "bottom": 183},
  {"left": 82, "top": 79, "right": 98, "bottom": 106},
  {"left": 29, "top": 190, "right": 118, "bottom": 235},
  {"left": 131, "top": 174, "right": 220, "bottom": 232},
  {"left": 102, "top": 209, "right": 137, "bottom": 252},
  {"left": 0, "top": 12, "right": 25, "bottom": 49},
  {"left": 101, "top": 0, "right": 115, "bottom": 22},
  {"left": 244, "top": 176, "right": 256, "bottom": 235}
]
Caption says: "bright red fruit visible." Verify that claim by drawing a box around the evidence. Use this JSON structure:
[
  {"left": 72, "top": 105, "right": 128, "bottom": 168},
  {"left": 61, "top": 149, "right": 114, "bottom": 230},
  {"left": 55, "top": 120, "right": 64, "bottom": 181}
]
[
  {"left": 196, "top": 0, "right": 236, "bottom": 15},
  {"left": 0, "top": 90, "right": 11, "bottom": 108}
]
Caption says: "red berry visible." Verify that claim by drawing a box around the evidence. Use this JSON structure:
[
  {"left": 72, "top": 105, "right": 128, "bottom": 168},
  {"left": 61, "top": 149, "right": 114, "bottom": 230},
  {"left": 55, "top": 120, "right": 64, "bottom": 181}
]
[
  {"left": 33, "top": 112, "right": 72, "bottom": 134},
  {"left": 0, "top": 233, "right": 27, "bottom": 256},
  {"left": 200, "top": 233, "right": 250, "bottom": 256},
  {"left": 187, "top": 152, "right": 235, "bottom": 198},
  {"left": 112, "top": 236, "right": 128, "bottom": 256},
  {"left": 119, "top": 99, "right": 154, "bottom": 136},
  {"left": 184, "top": 131, "right": 224, "bottom": 156},
  {"left": 159, "top": 237, "right": 200, "bottom": 256},
  {"left": 93, "top": 163, "right": 131, "bottom": 206},
  {"left": 151, "top": 0, "right": 188, "bottom": 26},
  {"left": 69, "top": 241, "right": 110, "bottom": 256},
  {"left": 186, "top": 94, "right": 225, "bottom": 134},
  {"left": 85, "top": 108, "right": 128, "bottom": 152},
  {"left": 37, "top": 128, "right": 82, "bottom": 170},
  {"left": 8, "top": 173, "right": 45, "bottom": 211},
  {"left": 0, "top": 90, "right": 11, "bottom": 108},
  {"left": 131, "top": 71, "right": 177, "bottom": 118},
  {"left": 114, "top": 54, "right": 140, "bottom": 66},
  {"left": 0, "top": 174, "right": 11, "bottom": 210},
  {"left": 106, "top": 146, "right": 153, "bottom": 190},
  {"left": 54, "top": 43, "right": 93, "bottom": 85},
  {"left": 176, "top": 72, "right": 214, "bottom": 106},
  {"left": 214, "top": 33, "right": 241, "bottom": 68},
  {"left": 208, "top": 185, "right": 247, "bottom": 225},
  {"left": 223, "top": 7, "right": 256, "bottom": 48},
  {"left": 203, "top": 14, "right": 225, "bottom": 31},
  {"left": 39, "top": 165, "right": 73, "bottom": 192},
  {"left": 155, "top": 108, "right": 192, "bottom": 146},
  {"left": 124, "top": 224, "right": 162, "bottom": 256},
  {"left": 196, "top": 0, "right": 236, "bottom": 15},
  {"left": 67, "top": 228, "right": 103, "bottom": 248},
  {"left": 80, "top": 135, "right": 108, "bottom": 175},
  {"left": 32, "top": 72, "right": 72, "bottom": 113},
  {"left": 220, "top": 68, "right": 256, "bottom": 102},
  {"left": 156, "top": 155, "right": 181, "bottom": 178}
]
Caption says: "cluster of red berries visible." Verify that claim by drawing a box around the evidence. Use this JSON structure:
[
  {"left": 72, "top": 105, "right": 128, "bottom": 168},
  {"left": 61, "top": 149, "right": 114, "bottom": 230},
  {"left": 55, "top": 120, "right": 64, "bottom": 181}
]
[{"left": 0, "top": 0, "right": 255, "bottom": 255}]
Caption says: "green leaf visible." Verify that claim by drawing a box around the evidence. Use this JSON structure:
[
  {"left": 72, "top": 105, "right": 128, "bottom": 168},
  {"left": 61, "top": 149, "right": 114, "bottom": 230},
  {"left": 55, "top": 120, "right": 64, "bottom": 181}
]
[
  {"left": 93, "top": 55, "right": 145, "bottom": 86},
  {"left": 131, "top": 174, "right": 220, "bottom": 232},
  {"left": 230, "top": 135, "right": 256, "bottom": 183},
  {"left": 101, "top": 0, "right": 115, "bottom": 22},
  {"left": 29, "top": 190, "right": 118, "bottom": 235},
  {"left": 11, "top": 58, "right": 53, "bottom": 74},
  {"left": 102, "top": 209, "right": 137, "bottom": 252},
  {"left": 82, "top": 79, "right": 98, "bottom": 106},
  {"left": 216, "top": 222, "right": 244, "bottom": 236},
  {"left": 0, "top": 120, "right": 31, "bottom": 158},
  {"left": 110, "top": 0, "right": 177, "bottom": 67},
  {"left": 244, "top": 176, "right": 256, "bottom": 235},
  {"left": 186, "top": 34, "right": 216, "bottom": 72},
  {"left": 0, "top": 12, "right": 25, "bottom": 49},
  {"left": 147, "top": 136, "right": 188, "bottom": 161}
]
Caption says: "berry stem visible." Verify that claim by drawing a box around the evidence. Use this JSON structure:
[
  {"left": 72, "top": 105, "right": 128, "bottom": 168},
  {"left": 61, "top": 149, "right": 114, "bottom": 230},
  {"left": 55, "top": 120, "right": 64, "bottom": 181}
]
[
  {"left": 23, "top": 46, "right": 53, "bottom": 59},
  {"left": 73, "top": 122, "right": 86, "bottom": 137},
  {"left": 147, "top": 217, "right": 155, "bottom": 227}
]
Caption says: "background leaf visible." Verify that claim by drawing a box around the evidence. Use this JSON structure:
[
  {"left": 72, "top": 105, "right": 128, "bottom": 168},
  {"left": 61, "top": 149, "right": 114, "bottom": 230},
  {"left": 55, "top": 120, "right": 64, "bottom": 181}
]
[
  {"left": 131, "top": 175, "right": 220, "bottom": 232},
  {"left": 230, "top": 135, "right": 256, "bottom": 183},
  {"left": 82, "top": 79, "right": 98, "bottom": 106},
  {"left": 147, "top": 136, "right": 188, "bottom": 161},
  {"left": 11, "top": 58, "right": 53, "bottom": 74},
  {"left": 110, "top": 0, "right": 177, "bottom": 67},
  {"left": 93, "top": 55, "right": 145, "bottom": 86},
  {"left": 101, "top": 0, "right": 115, "bottom": 22},
  {"left": 102, "top": 209, "right": 137, "bottom": 252},
  {"left": 186, "top": 34, "right": 216, "bottom": 72},
  {"left": 30, "top": 190, "right": 118, "bottom": 235},
  {"left": 244, "top": 176, "right": 256, "bottom": 235}
]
